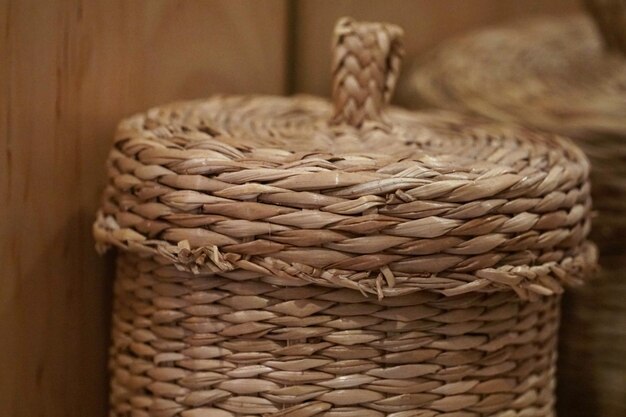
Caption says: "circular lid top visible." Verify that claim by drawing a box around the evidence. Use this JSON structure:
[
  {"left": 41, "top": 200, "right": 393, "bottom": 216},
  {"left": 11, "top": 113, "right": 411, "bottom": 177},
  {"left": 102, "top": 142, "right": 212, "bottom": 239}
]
[
  {"left": 94, "top": 18, "right": 596, "bottom": 300},
  {"left": 410, "top": 2, "right": 626, "bottom": 138}
]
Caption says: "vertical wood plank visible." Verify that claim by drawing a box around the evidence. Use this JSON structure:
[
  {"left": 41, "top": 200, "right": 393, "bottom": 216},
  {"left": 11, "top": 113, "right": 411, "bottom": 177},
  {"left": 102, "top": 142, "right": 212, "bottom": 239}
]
[
  {"left": 0, "top": 1, "right": 287, "bottom": 416},
  {"left": 292, "top": 0, "right": 580, "bottom": 96}
]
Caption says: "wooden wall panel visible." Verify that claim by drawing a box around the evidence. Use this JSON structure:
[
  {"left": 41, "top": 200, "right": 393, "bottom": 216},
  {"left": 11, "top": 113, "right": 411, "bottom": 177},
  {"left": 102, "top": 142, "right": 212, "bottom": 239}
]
[
  {"left": 292, "top": 0, "right": 580, "bottom": 97},
  {"left": 0, "top": 1, "right": 287, "bottom": 416}
]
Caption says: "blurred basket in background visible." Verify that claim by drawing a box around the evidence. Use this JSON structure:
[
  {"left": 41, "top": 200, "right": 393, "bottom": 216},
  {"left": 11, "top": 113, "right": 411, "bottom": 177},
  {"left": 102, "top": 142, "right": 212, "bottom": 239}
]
[{"left": 406, "top": 1, "right": 626, "bottom": 416}]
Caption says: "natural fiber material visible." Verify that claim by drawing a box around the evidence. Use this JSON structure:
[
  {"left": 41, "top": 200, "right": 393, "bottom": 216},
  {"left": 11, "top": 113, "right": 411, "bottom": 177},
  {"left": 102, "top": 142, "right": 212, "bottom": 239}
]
[
  {"left": 95, "top": 18, "right": 595, "bottom": 416},
  {"left": 331, "top": 18, "right": 404, "bottom": 127},
  {"left": 94, "top": 96, "right": 595, "bottom": 300},
  {"left": 407, "top": 4, "right": 624, "bottom": 417}
]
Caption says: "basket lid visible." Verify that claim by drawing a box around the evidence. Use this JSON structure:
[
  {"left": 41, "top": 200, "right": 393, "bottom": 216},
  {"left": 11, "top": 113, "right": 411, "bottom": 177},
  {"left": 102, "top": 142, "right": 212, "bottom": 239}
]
[
  {"left": 409, "top": 1, "right": 626, "bottom": 139},
  {"left": 94, "top": 18, "right": 596, "bottom": 300}
]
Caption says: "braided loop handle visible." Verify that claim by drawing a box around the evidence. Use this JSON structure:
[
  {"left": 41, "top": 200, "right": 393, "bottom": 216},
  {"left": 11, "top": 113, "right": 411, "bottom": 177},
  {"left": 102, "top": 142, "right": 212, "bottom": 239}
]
[
  {"left": 585, "top": 0, "right": 626, "bottom": 55},
  {"left": 331, "top": 17, "right": 404, "bottom": 128}
]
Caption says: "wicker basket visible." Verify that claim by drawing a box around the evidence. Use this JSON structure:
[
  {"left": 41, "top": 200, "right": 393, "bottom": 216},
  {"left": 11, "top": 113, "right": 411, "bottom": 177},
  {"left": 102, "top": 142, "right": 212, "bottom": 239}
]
[
  {"left": 406, "top": 1, "right": 625, "bottom": 416},
  {"left": 95, "top": 18, "right": 596, "bottom": 417}
]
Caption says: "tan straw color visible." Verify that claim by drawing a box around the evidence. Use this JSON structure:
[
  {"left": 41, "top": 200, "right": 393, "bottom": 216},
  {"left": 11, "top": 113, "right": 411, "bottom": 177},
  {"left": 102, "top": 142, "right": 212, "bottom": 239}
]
[
  {"left": 95, "top": 17, "right": 596, "bottom": 417},
  {"left": 407, "top": 1, "right": 625, "bottom": 416}
]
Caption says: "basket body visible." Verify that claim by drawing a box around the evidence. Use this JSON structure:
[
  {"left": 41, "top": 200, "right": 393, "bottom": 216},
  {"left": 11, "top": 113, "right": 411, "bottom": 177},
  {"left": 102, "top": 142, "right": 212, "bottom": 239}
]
[{"left": 110, "top": 254, "right": 560, "bottom": 417}]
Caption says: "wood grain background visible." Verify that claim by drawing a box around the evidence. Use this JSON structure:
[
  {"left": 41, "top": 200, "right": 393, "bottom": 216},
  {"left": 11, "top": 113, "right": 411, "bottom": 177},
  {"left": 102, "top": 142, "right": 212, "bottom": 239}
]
[
  {"left": 0, "top": 1, "right": 578, "bottom": 416},
  {"left": 0, "top": 1, "right": 287, "bottom": 416}
]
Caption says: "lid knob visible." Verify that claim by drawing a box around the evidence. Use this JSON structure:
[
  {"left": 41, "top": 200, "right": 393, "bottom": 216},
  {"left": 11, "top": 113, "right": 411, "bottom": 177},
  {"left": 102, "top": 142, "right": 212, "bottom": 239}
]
[{"left": 330, "top": 17, "right": 404, "bottom": 128}]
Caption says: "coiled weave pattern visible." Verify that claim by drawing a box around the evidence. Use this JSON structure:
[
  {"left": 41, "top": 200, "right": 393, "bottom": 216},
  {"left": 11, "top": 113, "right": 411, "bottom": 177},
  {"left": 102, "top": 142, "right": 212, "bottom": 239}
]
[
  {"left": 94, "top": 96, "right": 595, "bottom": 301},
  {"left": 95, "top": 18, "right": 595, "bottom": 417}
]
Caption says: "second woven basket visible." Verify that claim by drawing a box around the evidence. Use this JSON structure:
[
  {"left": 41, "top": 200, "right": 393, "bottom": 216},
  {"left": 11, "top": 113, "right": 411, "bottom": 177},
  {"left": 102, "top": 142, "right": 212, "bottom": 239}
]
[
  {"left": 95, "top": 18, "right": 596, "bottom": 417},
  {"left": 407, "top": 1, "right": 625, "bottom": 416}
]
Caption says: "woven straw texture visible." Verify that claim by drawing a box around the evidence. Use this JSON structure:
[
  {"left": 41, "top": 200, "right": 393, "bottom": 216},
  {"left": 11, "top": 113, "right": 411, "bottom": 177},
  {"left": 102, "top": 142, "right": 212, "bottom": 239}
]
[
  {"left": 407, "top": 3, "right": 625, "bottom": 416},
  {"left": 95, "top": 18, "right": 596, "bottom": 417}
]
